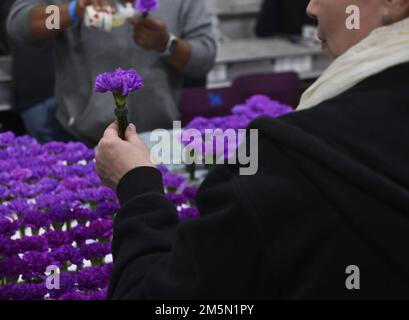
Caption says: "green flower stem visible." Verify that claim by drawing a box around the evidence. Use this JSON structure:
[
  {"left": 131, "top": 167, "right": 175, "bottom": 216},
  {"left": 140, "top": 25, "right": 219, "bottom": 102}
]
[{"left": 113, "top": 92, "right": 129, "bottom": 140}]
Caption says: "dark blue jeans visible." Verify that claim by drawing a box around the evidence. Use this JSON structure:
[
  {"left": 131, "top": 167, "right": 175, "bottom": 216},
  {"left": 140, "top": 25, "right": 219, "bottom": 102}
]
[{"left": 21, "top": 98, "right": 75, "bottom": 144}]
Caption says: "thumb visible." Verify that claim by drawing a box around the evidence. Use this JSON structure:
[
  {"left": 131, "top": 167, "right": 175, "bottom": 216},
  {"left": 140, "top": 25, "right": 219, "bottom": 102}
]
[{"left": 125, "top": 123, "right": 141, "bottom": 145}]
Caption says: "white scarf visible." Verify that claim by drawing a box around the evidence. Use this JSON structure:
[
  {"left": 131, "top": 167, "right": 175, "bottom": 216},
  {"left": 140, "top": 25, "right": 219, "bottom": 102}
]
[{"left": 297, "top": 16, "right": 409, "bottom": 111}]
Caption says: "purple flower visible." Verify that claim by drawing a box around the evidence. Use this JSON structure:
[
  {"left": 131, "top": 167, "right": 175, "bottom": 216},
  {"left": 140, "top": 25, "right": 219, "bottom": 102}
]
[
  {"left": 19, "top": 235, "right": 49, "bottom": 253},
  {"left": 48, "top": 272, "right": 76, "bottom": 299},
  {"left": 163, "top": 172, "right": 187, "bottom": 191},
  {"left": 95, "top": 68, "right": 144, "bottom": 97},
  {"left": 50, "top": 245, "right": 83, "bottom": 266},
  {"left": 44, "top": 230, "right": 73, "bottom": 248},
  {"left": 23, "top": 251, "right": 57, "bottom": 276},
  {"left": 70, "top": 225, "right": 92, "bottom": 243},
  {"left": 136, "top": 0, "right": 160, "bottom": 13},
  {"left": 10, "top": 168, "right": 33, "bottom": 181},
  {"left": 0, "top": 283, "right": 46, "bottom": 300},
  {"left": 76, "top": 266, "right": 109, "bottom": 290},
  {"left": 179, "top": 208, "right": 199, "bottom": 220},
  {"left": 21, "top": 210, "right": 51, "bottom": 229},
  {"left": 89, "top": 219, "right": 113, "bottom": 239},
  {"left": 0, "top": 255, "right": 26, "bottom": 278},
  {"left": 0, "top": 216, "right": 19, "bottom": 236},
  {"left": 182, "top": 186, "right": 198, "bottom": 201},
  {"left": 166, "top": 193, "right": 188, "bottom": 206},
  {"left": 58, "top": 290, "right": 90, "bottom": 301},
  {"left": 80, "top": 242, "right": 111, "bottom": 260},
  {"left": 0, "top": 236, "right": 19, "bottom": 255}
]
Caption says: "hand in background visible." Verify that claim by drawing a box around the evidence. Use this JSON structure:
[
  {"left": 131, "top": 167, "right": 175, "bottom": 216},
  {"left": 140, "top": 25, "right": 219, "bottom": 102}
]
[
  {"left": 96, "top": 122, "right": 155, "bottom": 190},
  {"left": 130, "top": 17, "right": 170, "bottom": 53},
  {"left": 76, "top": 0, "right": 116, "bottom": 17}
]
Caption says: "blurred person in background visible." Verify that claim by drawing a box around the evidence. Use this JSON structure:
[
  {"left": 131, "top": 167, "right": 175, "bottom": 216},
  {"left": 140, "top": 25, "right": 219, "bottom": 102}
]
[
  {"left": 7, "top": 0, "right": 217, "bottom": 146},
  {"left": 1, "top": 0, "right": 67, "bottom": 142},
  {"left": 0, "top": 1, "right": 14, "bottom": 54},
  {"left": 255, "top": 0, "right": 315, "bottom": 38},
  {"left": 97, "top": 0, "right": 409, "bottom": 299}
]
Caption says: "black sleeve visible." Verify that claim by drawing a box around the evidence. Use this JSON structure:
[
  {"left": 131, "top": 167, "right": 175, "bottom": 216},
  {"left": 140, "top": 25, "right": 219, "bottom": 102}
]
[{"left": 108, "top": 166, "right": 270, "bottom": 299}]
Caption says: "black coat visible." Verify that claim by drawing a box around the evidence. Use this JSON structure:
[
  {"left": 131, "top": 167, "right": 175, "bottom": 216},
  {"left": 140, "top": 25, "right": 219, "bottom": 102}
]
[{"left": 109, "top": 62, "right": 409, "bottom": 299}]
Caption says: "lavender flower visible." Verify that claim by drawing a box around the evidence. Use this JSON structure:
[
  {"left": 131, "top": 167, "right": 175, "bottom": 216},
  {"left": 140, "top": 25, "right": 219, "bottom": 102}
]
[
  {"left": 179, "top": 208, "right": 199, "bottom": 220},
  {"left": 95, "top": 68, "right": 144, "bottom": 97},
  {"left": 136, "top": 0, "right": 160, "bottom": 14}
]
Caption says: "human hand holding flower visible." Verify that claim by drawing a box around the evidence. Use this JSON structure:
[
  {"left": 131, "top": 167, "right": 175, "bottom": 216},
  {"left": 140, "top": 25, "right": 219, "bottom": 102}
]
[
  {"left": 95, "top": 122, "right": 155, "bottom": 190},
  {"left": 130, "top": 17, "right": 170, "bottom": 53}
]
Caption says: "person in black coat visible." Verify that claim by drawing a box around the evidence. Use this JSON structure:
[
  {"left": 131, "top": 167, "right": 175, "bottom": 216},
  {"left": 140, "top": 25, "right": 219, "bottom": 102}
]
[{"left": 96, "top": 0, "right": 409, "bottom": 299}]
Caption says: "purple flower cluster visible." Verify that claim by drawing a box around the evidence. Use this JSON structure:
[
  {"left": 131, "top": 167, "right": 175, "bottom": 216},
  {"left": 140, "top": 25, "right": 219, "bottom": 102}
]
[
  {"left": 182, "top": 95, "right": 293, "bottom": 159},
  {"left": 135, "top": 0, "right": 160, "bottom": 13},
  {"left": 95, "top": 68, "right": 144, "bottom": 97},
  {"left": 0, "top": 132, "right": 198, "bottom": 300}
]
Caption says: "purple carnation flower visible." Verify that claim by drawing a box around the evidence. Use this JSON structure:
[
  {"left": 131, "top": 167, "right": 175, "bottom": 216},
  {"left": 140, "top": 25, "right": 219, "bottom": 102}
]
[
  {"left": 50, "top": 244, "right": 83, "bottom": 266},
  {"left": 163, "top": 172, "right": 187, "bottom": 191},
  {"left": 19, "top": 235, "right": 49, "bottom": 253},
  {"left": 182, "top": 186, "right": 199, "bottom": 201},
  {"left": 44, "top": 230, "right": 73, "bottom": 248},
  {"left": 10, "top": 168, "right": 33, "bottom": 182},
  {"left": 76, "top": 266, "right": 109, "bottom": 290},
  {"left": 95, "top": 68, "right": 144, "bottom": 97},
  {"left": 179, "top": 208, "right": 199, "bottom": 220},
  {"left": 0, "top": 255, "right": 26, "bottom": 278},
  {"left": 80, "top": 242, "right": 111, "bottom": 260},
  {"left": 89, "top": 219, "right": 113, "bottom": 239},
  {"left": 48, "top": 272, "right": 77, "bottom": 299},
  {"left": 136, "top": 0, "right": 160, "bottom": 13},
  {"left": 166, "top": 193, "right": 188, "bottom": 206}
]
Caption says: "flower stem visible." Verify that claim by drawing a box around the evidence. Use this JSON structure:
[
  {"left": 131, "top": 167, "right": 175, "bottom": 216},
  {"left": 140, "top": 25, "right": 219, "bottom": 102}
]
[{"left": 113, "top": 92, "right": 129, "bottom": 140}]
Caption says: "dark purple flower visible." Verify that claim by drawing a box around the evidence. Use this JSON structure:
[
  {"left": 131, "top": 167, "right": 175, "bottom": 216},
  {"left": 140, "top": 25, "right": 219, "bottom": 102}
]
[
  {"left": 58, "top": 290, "right": 90, "bottom": 300},
  {"left": 88, "top": 287, "right": 108, "bottom": 300},
  {"left": 80, "top": 242, "right": 111, "bottom": 260},
  {"left": 21, "top": 210, "right": 51, "bottom": 229},
  {"left": 76, "top": 266, "right": 109, "bottom": 290},
  {"left": 95, "top": 68, "right": 144, "bottom": 97},
  {"left": 70, "top": 225, "right": 92, "bottom": 243},
  {"left": 136, "top": 0, "right": 160, "bottom": 13},
  {"left": 19, "top": 235, "right": 49, "bottom": 253},
  {"left": 163, "top": 172, "right": 187, "bottom": 191},
  {"left": 89, "top": 219, "right": 113, "bottom": 239},
  {"left": 44, "top": 230, "right": 73, "bottom": 248},
  {"left": 0, "top": 216, "right": 19, "bottom": 236},
  {"left": 182, "top": 186, "right": 199, "bottom": 201},
  {"left": 179, "top": 208, "right": 200, "bottom": 220},
  {"left": 0, "top": 255, "right": 26, "bottom": 278},
  {"left": 0, "top": 236, "right": 19, "bottom": 255},
  {"left": 166, "top": 193, "right": 188, "bottom": 206},
  {"left": 0, "top": 283, "right": 47, "bottom": 300},
  {"left": 48, "top": 272, "right": 77, "bottom": 299},
  {"left": 10, "top": 168, "right": 33, "bottom": 181},
  {"left": 50, "top": 244, "right": 83, "bottom": 266},
  {"left": 23, "top": 251, "right": 57, "bottom": 276}
]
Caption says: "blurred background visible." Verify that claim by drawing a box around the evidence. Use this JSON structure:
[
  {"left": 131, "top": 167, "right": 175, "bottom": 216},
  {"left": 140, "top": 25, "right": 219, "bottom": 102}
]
[{"left": 0, "top": 0, "right": 327, "bottom": 135}]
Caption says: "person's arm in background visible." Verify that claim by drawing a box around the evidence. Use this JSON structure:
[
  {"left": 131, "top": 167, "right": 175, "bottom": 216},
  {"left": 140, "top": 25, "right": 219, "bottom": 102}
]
[
  {"left": 7, "top": 0, "right": 109, "bottom": 43},
  {"left": 176, "top": 0, "right": 217, "bottom": 77},
  {"left": 130, "top": 0, "right": 217, "bottom": 76}
]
